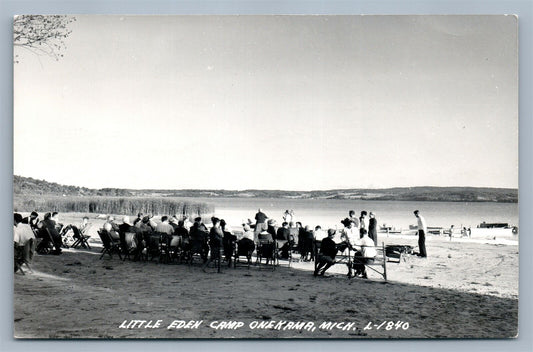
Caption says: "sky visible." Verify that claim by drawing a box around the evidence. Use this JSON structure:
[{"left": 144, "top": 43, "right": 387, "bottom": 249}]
[{"left": 13, "top": 15, "right": 518, "bottom": 191}]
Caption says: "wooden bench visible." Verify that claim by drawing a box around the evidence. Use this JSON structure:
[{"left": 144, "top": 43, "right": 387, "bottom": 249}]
[{"left": 352, "top": 243, "right": 388, "bottom": 281}]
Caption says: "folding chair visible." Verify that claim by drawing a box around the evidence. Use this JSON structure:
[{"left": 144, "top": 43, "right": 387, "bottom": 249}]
[
  {"left": 36, "top": 228, "right": 55, "bottom": 255},
  {"left": 256, "top": 238, "right": 276, "bottom": 270},
  {"left": 233, "top": 239, "right": 255, "bottom": 269},
  {"left": 122, "top": 232, "right": 138, "bottom": 261},
  {"left": 14, "top": 243, "right": 26, "bottom": 275},
  {"left": 146, "top": 232, "right": 162, "bottom": 262},
  {"left": 168, "top": 234, "right": 183, "bottom": 263},
  {"left": 274, "top": 240, "right": 292, "bottom": 268},
  {"left": 98, "top": 230, "right": 122, "bottom": 260},
  {"left": 185, "top": 238, "right": 208, "bottom": 266},
  {"left": 71, "top": 226, "right": 91, "bottom": 249},
  {"left": 158, "top": 232, "right": 173, "bottom": 264}
]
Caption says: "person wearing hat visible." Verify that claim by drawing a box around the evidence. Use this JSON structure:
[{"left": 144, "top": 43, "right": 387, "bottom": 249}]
[
  {"left": 314, "top": 229, "right": 338, "bottom": 277},
  {"left": 237, "top": 224, "right": 256, "bottom": 261}
]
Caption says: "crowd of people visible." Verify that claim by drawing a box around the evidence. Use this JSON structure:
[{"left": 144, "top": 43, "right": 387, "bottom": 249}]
[{"left": 14, "top": 207, "right": 429, "bottom": 279}]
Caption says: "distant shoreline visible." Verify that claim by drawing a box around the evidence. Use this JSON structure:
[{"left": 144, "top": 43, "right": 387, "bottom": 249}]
[{"left": 14, "top": 175, "right": 518, "bottom": 203}]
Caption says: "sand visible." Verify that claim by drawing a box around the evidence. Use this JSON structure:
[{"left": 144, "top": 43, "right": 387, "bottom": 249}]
[{"left": 13, "top": 230, "right": 518, "bottom": 339}]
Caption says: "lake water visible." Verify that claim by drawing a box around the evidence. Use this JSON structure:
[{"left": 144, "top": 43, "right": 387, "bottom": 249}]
[{"left": 181, "top": 197, "right": 519, "bottom": 231}]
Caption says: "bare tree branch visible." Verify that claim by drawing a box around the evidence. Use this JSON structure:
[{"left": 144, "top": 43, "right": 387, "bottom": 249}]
[{"left": 13, "top": 15, "right": 75, "bottom": 63}]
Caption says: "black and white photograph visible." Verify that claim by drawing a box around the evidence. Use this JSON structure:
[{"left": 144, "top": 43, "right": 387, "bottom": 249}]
[{"left": 13, "top": 15, "right": 519, "bottom": 339}]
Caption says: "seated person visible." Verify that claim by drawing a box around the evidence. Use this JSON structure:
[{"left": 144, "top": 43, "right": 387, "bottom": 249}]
[
  {"left": 173, "top": 220, "right": 189, "bottom": 248},
  {"left": 257, "top": 230, "right": 273, "bottom": 243},
  {"left": 14, "top": 213, "right": 36, "bottom": 271},
  {"left": 267, "top": 219, "right": 278, "bottom": 239},
  {"left": 300, "top": 225, "right": 315, "bottom": 261},
  {"left": 351, "top": 229, "right": 377, "bottom": 279},
  {"left": 189, "top": 217, "right": 209, "bottom": 262},
  {"left": 314, "top": 229, "right": 338, "bottom": 276},
  {"left": 42, "top": 212, "right": 63, "bottom": 255},
  {"left": 337, "top": 218, "right": 358, "bottom": 254},
  {"left": 103, "top": 215, "right": 121, "bottom": 241},
  {"left": 133, "top": 212, "right": 144, "bottom": 226},
  {"left": 257, "top": 230, "right": 275, "bottom": 264},
  {"left": 221, "top": 219, "right": 237, "bottom": 265},
  {"left": 118, "top": 216, "right": 142, "bottom": 256},
  {"left": 51, "top": 212, "right": 63, "bottom": 233},
  {"left": 203, "top": 218, "right": 224, "bottom": 271},
  {"left": 78, "top": 216, "right": 91, "bottom": 237},
  {"left": 22, "top": 211, "right": 40, "bottom": 231},
  {"left": 237, "top": 224, "right": 255, "bottom": 257},
  {"left": 156, "top": 216, "right": 174, "bottom": 235},
  {"left": 276, "top": 222, "right": 291, "bottom": 259}
]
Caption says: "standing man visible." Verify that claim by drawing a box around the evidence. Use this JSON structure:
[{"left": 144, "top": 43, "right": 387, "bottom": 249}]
[
  {"left": 359, "top": 211, "right": 368, "bottom": 236},
  {"left": 368, "top": 212, "right": 378, "bottom": 246},
  {"left": 414, "top": 210, "right": 427, "bottom": 258},
  {"left": 348, "top": 210, "right": 360, "bottom": 229},
  {"left": 254, "top": 208, "right": 268, "bottom": 241}
]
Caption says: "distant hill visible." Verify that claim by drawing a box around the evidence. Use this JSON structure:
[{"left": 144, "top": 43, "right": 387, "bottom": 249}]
[
  {"left": 13, "top": 175, "right": 133, "bottom": 197},
  {"left": 13, "top": 175, "right": 518, "bottom": 203}
]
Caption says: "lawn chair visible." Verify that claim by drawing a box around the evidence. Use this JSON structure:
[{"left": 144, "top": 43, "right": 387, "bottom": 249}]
[
  {"left": 169, "top": 234, "right": 183, "bottom": 263},
  {"left": 98, "top": 230, "right": 122, "bottom": 260},
  {"left": 121, "top": 232, "right": 138, "bottom": 261},
  {"left": 145, "top": 233, "right": 162, "bottom": 262},
  {"left": 256, "top": 236, "right": 276, "bottom": 270},
  {"left": 157, "top": 232, "right": 173, "bottom": 264},
  {"left": 274, "top": 240, "right": 292, "bottom": 268},
  {"left": 288, "top": 228, "right": 300, "bottom": 260},
  {"left": 233, "top": 239, "right": 255, "bottom": 269},
  {"left": 35, "top": 228, "right": 55, "bottom": 255},
  {"left": 185, "top": 237, "right": 208, "bottom": 265},
  {"left": 14, "top": 243, "right": 26, "bottom": 275},
  {"left": 71, "top": 225, "right": 91, "bottom": 249}
]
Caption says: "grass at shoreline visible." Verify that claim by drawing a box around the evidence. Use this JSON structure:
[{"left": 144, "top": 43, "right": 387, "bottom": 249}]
[{"left": 13, "top": 195, "right": 214, "bottom": 216}]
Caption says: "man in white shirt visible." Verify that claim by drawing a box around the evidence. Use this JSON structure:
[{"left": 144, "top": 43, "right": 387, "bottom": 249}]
[
  {"left": 314, "top": 225, "right": 327, "bottom": 242},
  {"left": 414, "top": 210, "right": 427, "bottom": 257},
  {"left": 339, "top": 219, "right": 358, "bottom": 251},
  {"left": 351, "top": 229, "right": 377, "bottom": 279},
  {"left": 14, "top": 213, "right": 36, "bottom": 272},
  {"left": 14, "top": 213, "right": 36, "bottom": 246},
  {"left": 156, "top": 216, "right": 174, "bottom": 235}
]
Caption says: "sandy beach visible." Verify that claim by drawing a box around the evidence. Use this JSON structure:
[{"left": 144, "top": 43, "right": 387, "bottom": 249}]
[{"left": 14, "top": 229, "right": 518, "bottom": 339}]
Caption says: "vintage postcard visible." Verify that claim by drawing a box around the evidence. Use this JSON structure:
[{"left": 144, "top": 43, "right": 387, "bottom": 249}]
[{"left": 13, "top": 15, "right": 518, "bottom": 338}]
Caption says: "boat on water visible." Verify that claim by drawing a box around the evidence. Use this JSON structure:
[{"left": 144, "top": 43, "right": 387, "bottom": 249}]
[
  {"left": 470, "top": 222, "right": 518, "bottom": 240},
  {"left": 379, "top": 221, "right": 518, "bottom": 241}
]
